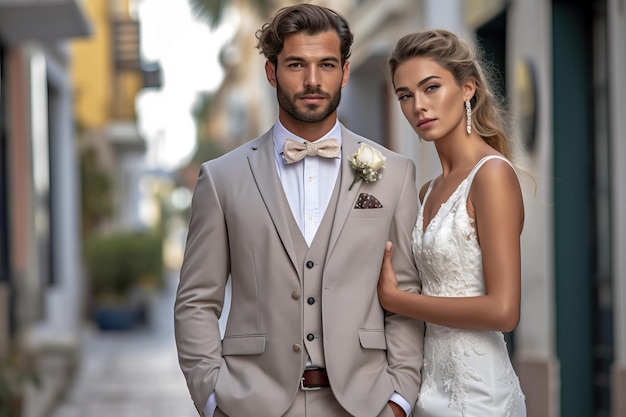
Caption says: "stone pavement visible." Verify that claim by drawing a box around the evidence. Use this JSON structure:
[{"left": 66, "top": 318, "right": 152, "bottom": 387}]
[{"left": 49, "top": 275, "right": 198, "bottom": 417}]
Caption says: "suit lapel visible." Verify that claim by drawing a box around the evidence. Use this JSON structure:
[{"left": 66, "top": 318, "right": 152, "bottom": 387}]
[
  {"left": 247, "top": 130, "right": 301, "bottom": 277},
  {"left": 327, "top": 127, "right": 363, "bottom": 257}
]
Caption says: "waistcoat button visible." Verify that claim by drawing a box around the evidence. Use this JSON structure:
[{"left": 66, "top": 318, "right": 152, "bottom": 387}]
[
  {"left": 306, "top": 260, "right": 314, "bottom": 269},
  {"left": 307, "top": 333, "right": 315, "bottom": 341},
  {"left": 307, "top": 297, "right": 315, "bottom": 305}
]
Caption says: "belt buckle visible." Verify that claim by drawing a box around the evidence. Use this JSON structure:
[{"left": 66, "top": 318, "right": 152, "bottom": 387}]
[{"left": 300, "top": 376, "right": 321, "bottom": 391}]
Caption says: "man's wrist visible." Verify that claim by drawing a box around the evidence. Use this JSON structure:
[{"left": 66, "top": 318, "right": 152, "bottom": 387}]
[
  {"left": 389, "top": 392, "right": 411, "bottom": 416},
  {"left": 388, "top": 400, "right": 406, "bottom": 417}
]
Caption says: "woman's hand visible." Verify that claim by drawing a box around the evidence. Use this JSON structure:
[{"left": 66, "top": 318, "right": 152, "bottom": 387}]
[{"left": 377, "top": 241, "right": 400, "bottom": 311}]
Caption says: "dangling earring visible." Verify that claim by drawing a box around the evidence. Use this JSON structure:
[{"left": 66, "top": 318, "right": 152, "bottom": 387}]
[{"left": 465, "top": 99, "right": 472, "bottom": 135}]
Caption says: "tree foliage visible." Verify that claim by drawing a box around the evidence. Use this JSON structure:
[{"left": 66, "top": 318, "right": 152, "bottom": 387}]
[{"left": 188, "top": 0, "right": 276, "bottom": 28}]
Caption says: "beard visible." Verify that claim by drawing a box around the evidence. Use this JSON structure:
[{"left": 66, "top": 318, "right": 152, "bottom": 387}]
[{"left": 275, "top": 77, "right": 342, "bottom": 124}]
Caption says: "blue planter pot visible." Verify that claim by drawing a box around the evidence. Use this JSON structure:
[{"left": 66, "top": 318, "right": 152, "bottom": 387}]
[{"left": 95, "top": 305, "right": 140, "bottom": 331}]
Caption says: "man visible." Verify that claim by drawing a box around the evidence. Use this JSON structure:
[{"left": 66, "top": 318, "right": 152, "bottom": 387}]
[{"left": 174, "top": 4, "right": 423, "bottom": 417}]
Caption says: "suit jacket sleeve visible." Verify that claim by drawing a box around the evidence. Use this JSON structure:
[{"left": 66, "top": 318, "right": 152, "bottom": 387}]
[
  {"left": 385, "top": 158, "right": 424, "bottom": 406},
  {"left": 174, "top": 162, "right": 228, "bottom": 415}
]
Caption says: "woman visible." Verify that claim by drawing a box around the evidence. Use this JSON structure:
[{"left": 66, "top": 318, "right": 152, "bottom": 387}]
[{"left": 377, "top": 29, "right": 527, "bottom": 417}]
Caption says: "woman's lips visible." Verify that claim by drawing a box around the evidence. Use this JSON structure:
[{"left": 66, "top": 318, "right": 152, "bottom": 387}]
[{"left": 417, "top": 118, "right": 435, "bottom": 128}]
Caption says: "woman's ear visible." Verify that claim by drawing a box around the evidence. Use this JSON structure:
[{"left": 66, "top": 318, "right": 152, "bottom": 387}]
[{"left": 463, "top": 78, "right": 477, "bottom": 102}]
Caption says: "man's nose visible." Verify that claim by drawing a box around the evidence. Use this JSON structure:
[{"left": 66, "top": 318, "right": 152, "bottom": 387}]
[{"left": 304, "top": 67, "right": 321, "bottom": 88}]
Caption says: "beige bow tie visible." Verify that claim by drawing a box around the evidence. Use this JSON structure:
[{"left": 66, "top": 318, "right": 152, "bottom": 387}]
[{"left": 282, "top": 138, "right": 340, "bottom": 164}]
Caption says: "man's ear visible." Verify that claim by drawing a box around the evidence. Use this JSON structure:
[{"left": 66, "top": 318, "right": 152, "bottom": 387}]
[
  {"left": 341, "top": 60, "right": 350, "bottom": 88},
  {"left": 265, "top": 60, "right": 277, "bottom": 87}
]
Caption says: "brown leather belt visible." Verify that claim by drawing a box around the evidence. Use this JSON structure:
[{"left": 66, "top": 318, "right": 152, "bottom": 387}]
[{"left": 300, "top": 368, "right": 330, "bottom": 390}]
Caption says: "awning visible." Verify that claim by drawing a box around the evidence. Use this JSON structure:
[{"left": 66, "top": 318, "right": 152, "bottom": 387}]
[{"left": 0, "top": 0, "right": 91, "bottom": 44}]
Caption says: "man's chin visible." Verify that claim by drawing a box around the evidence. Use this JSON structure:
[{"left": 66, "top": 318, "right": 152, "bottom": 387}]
[
  {"left": 298, "top": 109, "right": 333, "bottom": 124},
  {"left": 280, "top": 103, "right": 334, "bottom": 124}
]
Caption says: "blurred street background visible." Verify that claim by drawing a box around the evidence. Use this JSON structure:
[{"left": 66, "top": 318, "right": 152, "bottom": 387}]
[
  {"left": 0, "top": 1, "right": 625, "bottom": 417},
  {"left": 48, "top": 273, "right": 197, "bottom": 417}
]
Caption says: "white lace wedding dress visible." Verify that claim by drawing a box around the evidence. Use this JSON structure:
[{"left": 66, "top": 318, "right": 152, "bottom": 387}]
[{"left": 412, "top": 155, "right": 526, "bottom": 417}]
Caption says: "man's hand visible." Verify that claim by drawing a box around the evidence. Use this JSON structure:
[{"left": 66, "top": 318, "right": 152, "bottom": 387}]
[{"left": 388, "top": 401, "right": 406, "bottom": 417}]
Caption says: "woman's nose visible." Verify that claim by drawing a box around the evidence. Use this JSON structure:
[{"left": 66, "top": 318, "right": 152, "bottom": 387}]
[{"left": 413, "top": 95, "right": 425, "bottom": 113}]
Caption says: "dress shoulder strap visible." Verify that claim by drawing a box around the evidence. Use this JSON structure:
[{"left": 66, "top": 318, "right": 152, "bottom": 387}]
[
  {"left": 462, "top": 155, "right": 514, "bottom": 200},
  {"left": 421, "top": 178, "right": 437, "bottom": 206}
]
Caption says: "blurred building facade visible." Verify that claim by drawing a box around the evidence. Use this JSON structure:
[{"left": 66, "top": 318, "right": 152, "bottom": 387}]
[
  {"left": 72, "top": 0, "right": 160, "bottom": 235},
  {"left": 195, "top": 0, "right": 626, "bottom": 416},
  {"left": 0, "top": 0, "right": 162, "bottom": 415},
  {"left": 0, "top": 0, "right": 91, "bottom": 416}
]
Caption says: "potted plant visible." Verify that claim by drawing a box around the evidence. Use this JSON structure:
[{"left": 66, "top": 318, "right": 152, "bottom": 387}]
[
  {"left": 0, "top": 354, "right": 39, "bottom": 417},
  {"left": 84, "top": 230, "right": 163, "bottom": 330}
]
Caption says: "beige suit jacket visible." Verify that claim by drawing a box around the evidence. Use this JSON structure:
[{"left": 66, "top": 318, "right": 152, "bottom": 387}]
[{"left": 174, "top": 125, "right": 424, "bottom": 417}]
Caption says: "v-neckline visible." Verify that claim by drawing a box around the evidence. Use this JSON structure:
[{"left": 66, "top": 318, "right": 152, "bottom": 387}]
[
  {"left": 420, "top": 176, "right": 468, "bottom": 234},
  {"left": 419, "top": 155, "right": 502, "bottom": 234}
]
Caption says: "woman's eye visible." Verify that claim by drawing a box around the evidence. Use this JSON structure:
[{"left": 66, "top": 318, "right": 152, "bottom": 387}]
[{"left": 397, "top": 94, "right": 411, "bottom": 101}]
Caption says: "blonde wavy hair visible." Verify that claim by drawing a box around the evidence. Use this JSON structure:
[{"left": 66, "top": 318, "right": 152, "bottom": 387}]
[{"left": 388, "top": 29, "right": 513, "bottom": 159}]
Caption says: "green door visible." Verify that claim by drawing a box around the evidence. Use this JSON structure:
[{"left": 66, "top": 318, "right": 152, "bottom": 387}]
[{"left": 553, "top": 2, "right": 591, "bottom": 416}]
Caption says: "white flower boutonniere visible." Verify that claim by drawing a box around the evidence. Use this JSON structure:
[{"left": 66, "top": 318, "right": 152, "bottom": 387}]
[{"left": 348, "top": 143, "right": 386, "bottom": 190}]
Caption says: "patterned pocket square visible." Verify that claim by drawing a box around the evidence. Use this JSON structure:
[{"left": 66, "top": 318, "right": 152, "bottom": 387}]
[{"left": 354, "top": 193, "right": 383, "bottom": 209}]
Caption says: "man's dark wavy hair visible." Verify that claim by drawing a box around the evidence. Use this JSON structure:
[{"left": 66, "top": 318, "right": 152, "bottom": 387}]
[{"left": 256, "top": 3, "right": 353, "bottom": 66}]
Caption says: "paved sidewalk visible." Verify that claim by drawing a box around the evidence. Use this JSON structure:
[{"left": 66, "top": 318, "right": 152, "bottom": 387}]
[{"left": 50, "top": 275, "right": 198, "bottom": 417}]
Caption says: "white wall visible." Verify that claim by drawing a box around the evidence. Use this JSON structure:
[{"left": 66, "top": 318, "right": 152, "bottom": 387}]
[
  {"left": 508, "top": 1, "right": 559, "bottom": 415},
  {"left": 508, "top": 0, "right": 555, "bottom": 362}
]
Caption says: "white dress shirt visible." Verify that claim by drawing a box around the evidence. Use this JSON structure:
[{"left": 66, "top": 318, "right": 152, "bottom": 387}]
[{"left": 272, "top": 119, "right": 342, "bottom": 245}]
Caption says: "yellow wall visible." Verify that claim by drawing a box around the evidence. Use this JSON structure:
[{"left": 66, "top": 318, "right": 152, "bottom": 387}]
[
  {"left": 71, "top": 0, "right": 140, "bottom": 129},
  {"left": 71, "top": 0, "right": 111, "bottom": 129}
]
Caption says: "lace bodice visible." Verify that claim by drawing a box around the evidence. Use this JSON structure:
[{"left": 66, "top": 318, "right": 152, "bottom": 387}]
[
  {"left": 414, "top": 175, "right": 483, "bottom": 298},
  {"left": 413, "top": 155, "right": 510, "bottom": 296},
  {"left": 412, "top": 156, "right": 526, "bottom": 417}
]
